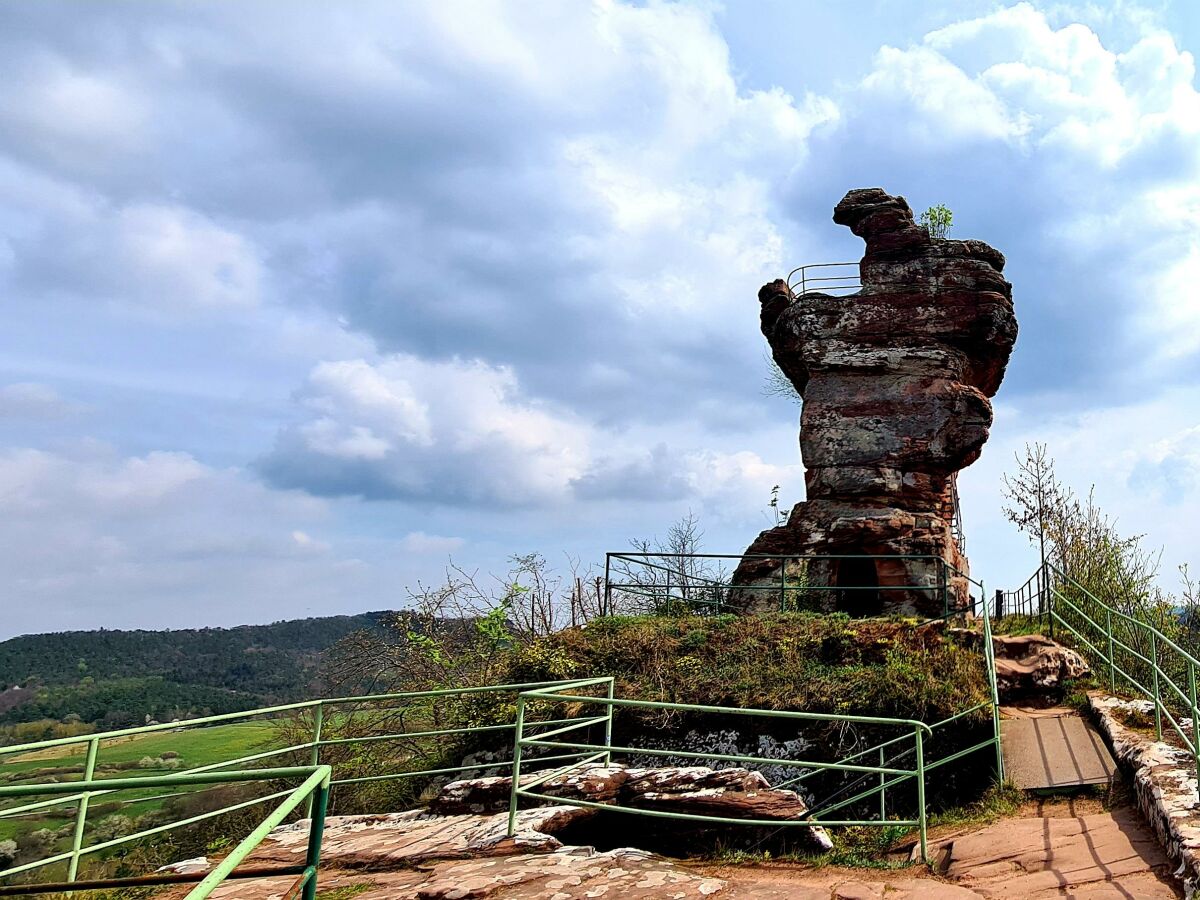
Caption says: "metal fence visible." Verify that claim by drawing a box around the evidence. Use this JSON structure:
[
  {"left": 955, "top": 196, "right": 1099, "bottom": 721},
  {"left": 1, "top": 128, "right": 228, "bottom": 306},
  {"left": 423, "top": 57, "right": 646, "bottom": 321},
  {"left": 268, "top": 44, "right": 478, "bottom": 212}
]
[
  {"left": 0, "top": 679, "right": 600, "bottom": 895},
  {"left": 0, "top": 766, "right": 330, "bottom": 898},
  {"left": 508, "top": 665, "right": 1003, "bottom": 864},
  {"left": 604, "top": 552, "right": 984, "bottom": 620},
  {"left": 999, "top": 563, "right": 1200, "bottom": 789},
  {"left": 1, "top": 568, "right": 1009, "bottom": 887},
  {"left": 786, "top": 262, "right": 861, "bottom": 296}
]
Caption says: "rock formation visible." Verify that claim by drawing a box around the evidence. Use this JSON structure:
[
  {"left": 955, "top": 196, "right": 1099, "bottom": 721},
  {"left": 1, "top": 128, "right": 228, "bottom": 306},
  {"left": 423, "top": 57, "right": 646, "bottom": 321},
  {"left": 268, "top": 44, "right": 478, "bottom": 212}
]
[
  {"left": 991, "top": 633, "right": 1090, "bottom": 697},
  {"left": 735, "top": 188, "right": 1017, "bottom": 617},
  {"left": 430, "top": 763, "right": 830, "bottom": 848}
]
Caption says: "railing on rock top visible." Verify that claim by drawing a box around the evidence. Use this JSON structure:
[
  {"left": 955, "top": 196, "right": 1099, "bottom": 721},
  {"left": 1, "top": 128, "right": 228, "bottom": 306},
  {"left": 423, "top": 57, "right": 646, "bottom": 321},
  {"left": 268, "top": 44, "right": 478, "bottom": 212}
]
[
  {"left": 786, "top": 262, "right": 861, "bottom": 296},
  {"left": 603, "top": 552, "right": 984, "bottom": 620}
]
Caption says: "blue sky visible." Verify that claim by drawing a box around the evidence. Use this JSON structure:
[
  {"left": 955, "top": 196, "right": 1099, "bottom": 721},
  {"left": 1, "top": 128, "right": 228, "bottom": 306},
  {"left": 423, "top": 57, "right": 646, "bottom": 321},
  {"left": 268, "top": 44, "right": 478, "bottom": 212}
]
[{"left": 2, "top": 0, "right": 1200, "bottom": 637}]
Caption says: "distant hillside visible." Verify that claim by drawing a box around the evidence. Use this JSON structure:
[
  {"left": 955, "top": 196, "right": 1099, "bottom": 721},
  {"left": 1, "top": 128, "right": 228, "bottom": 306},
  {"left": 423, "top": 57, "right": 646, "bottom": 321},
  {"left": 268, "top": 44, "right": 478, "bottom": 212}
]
[{"left": 0, "top": 612, "right": 394, "bottom": 731}]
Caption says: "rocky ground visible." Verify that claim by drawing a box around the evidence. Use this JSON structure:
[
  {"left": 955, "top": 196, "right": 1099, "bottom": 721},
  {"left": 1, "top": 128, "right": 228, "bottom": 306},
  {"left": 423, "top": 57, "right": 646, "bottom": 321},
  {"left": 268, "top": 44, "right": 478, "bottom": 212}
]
[{"left": 165, "top": 791, "right": 1179, "bottom": 899}]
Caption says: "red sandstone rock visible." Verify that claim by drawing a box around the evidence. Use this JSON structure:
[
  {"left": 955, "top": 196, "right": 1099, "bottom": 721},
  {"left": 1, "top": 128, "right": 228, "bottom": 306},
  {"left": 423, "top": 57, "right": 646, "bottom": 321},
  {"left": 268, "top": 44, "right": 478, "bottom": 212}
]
[
  {"left": 431, "top": 764, "right": 830, "bottom": 848},
  {"left": 992, "top": 633, "right": 1090, "bottom": 697},
  {"left": 736, "top": 189, "right": 1017, "bottom": 617}
]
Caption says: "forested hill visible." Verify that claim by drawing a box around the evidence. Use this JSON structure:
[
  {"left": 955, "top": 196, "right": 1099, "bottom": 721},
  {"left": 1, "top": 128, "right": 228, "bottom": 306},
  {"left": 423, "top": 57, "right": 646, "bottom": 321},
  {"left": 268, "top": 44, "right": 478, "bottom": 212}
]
[{"left": 0, "top": 612, "right": 393, "bottom": 732}]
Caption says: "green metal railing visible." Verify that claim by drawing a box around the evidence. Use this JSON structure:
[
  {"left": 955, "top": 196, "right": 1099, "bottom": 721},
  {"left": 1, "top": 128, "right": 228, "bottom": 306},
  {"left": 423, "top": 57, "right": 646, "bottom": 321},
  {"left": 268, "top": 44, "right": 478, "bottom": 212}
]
[
  {"left": 1, "top": 555, "right": 1009, "bottom": 886},
  {"left": 507, "top": 657, "right": 1002, "bottom": 864},
  {"left": 0, "top": 766, "right": 330, "bottom": 898},
  {"left": 0, "top": 679, "right": 600, "bottom": 893},
  {"left": 605, "top": 552, "right": 976, "bottom": 620},
  {"left": 1006, "top": 562, "right": 1200, "bottom": 790}
]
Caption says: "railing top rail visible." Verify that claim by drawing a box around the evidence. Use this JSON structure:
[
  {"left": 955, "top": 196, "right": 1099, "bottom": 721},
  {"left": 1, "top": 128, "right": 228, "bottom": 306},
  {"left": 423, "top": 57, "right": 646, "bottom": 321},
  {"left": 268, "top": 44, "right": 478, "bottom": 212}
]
[
  {"left": 1046, "top": 562, "right": 1200, "bottom": 669},
  {"left": 516, "top": 688, "right": 933, "bottom": 735},
  {"left": 608, "top": 552, "right": 946, "bottom": 559},
  {"left": 785, "top": 262, "right": 862, "bottom": 296},
  {"left": 0, "top": 678, "right": 597, "bottom": 758},
  {"left": 607, "top": 551, "right": 985, "bottom": 592},
  {"left": 0, "top": 765, "right": 327, "bottom": 799}
]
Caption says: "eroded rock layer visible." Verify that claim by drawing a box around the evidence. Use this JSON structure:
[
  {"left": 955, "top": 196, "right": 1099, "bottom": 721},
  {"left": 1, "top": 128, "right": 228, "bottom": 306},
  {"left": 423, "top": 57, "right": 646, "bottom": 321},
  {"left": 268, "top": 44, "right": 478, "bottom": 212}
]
[{"left": 736, "top": 188, "right": 1017, "bottom": 616}]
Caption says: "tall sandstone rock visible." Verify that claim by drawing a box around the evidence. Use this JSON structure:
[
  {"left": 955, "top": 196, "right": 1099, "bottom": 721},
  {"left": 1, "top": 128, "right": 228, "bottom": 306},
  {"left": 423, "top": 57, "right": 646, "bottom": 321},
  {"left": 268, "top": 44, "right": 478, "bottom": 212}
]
[{"left": 734, "top": 188, "right": 1017, "bottom": 616}]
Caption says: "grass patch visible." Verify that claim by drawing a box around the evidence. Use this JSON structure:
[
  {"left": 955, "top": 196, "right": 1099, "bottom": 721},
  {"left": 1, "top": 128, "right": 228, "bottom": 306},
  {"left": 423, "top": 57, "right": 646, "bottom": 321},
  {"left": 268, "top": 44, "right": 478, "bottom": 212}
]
[
  {"left": 0, "top": 721, "right": 280, "bottom": 842},
  {"left": 928, "top": 782, "right": 1023, "bottom": 829},
  {"left": 316, "top": 885, "right": 374, "bottom": 900},
  {"left": 506, "top": 613, "right": 990, "bottom": 723}
]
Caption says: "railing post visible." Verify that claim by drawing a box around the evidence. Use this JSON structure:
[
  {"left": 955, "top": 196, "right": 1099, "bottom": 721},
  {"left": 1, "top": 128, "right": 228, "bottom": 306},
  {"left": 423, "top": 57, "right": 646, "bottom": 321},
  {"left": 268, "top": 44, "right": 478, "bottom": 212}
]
[
  {"left": 1150, "top": 631, "right": 1163, "bottom": 741},
  {"left": 604, "top": 679, "right": 614, "bottom": 766},
  {"left": 779, "top": 561, "right": 786, "bottom": 613},
  {"left": 982, "top": 598, "right": 1004, "bottom": 783},
  {"left": 1106, "top": 610, "right": 1115, "bottom": 694},
  {"left": 66, "top": 736, "right": 99, "bottom": 885},
  {"left": 507, "top": 695, "right": 527, "bottom": 838},
  {"left": 1045, "top": 565, "right": 1054, "bottom": 639},
  {"left": 914, "top": 726, "right": 927, "bottom": 864},
  {"left": 300, "top": 771, "right": 331, "bottom": 900},
  {"left": 995, "top": 589, "right": 1004, "bottom": 620},
  {"left": 878, "top": 745, "right": 886, "bottom": 821},
  {"left": 1189, "top": 661, "right": 1200, "bottom": 796},
  {"left": 603, "top": 554, "right": 612, "bottom": 617},
  {"left": 939, "top": 559, "right": 948, "bottom": 619},
  {"left": 306, "top": 702, "right": 325, "bottom": 819}
]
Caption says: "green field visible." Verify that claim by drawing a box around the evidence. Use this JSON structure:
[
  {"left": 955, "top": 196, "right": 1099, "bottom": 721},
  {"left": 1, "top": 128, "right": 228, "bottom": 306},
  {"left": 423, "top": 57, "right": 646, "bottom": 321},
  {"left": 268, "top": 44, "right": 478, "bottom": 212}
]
[{"left": 0, "top": 721, "right": 282, "bottom": 842}]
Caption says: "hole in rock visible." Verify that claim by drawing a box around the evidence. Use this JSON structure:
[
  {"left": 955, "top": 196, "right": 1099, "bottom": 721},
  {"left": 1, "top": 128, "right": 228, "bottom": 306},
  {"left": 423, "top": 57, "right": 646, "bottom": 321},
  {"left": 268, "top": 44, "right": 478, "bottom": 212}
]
[
  {"left": 549, "top": 809, "right": 822, "bottom": 859},
  {"left": 835, "top": 557, "right": 882, "bottom": 617}
]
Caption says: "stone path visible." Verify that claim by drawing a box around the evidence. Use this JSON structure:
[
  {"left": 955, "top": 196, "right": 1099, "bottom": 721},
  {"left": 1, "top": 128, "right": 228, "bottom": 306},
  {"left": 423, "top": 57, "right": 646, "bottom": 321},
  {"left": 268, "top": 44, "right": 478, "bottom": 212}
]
[
  {"left": 167, "top": 796, "right": 1180, "bottom": 899},
  {"left": 1001, "top": 705, "right": 1118, "bottom": 790}
]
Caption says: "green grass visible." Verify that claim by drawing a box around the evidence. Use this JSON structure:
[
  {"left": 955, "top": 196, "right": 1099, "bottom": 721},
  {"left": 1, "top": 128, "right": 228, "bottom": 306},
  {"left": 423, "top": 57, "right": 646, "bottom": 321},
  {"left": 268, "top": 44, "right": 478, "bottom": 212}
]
[
  {"left": 315, "top": 885, "right": 374, "bottom": 900},
  {"left": 0, "top": 721, "right": 280, "bottom": 841}
]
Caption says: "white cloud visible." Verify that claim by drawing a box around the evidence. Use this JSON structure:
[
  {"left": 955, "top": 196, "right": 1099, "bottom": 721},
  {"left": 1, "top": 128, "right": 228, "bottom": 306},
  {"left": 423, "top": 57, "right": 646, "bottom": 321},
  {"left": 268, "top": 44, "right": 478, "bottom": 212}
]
[
  {"left": 864, "top": 2, "right": 1200, "bottom": 163},
  {"left": 0, "top": 445, "right": 398, "bottom": 636},
  {"left": 266, "top": 355, "right": 593, "bottom": 506},
  {"left": 265, "top": 352, "right": 804, "bottom": 520},
  {"left": 961, "top": 386, "right": 1200, "bottom": 596},
  {"left": 399, "top": 531, "right": 465, "bottom": 555},
  {"left": 0, "top": 382, "right": 81, "bottom": 419}
]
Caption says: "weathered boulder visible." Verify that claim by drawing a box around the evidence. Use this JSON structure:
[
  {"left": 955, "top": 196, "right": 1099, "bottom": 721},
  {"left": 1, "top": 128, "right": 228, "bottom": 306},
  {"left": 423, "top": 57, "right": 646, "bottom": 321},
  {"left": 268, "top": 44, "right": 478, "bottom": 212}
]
[
  {"left": 735, "top": 188, "right": 1017, "bottom": 617},
  {"left": 432, "top": 765, "right": 630, "bottom": 816},
  {"left": 992, "top": 633, "right": 1090, "bottom": 697},
  {"left": 431, "top": 763, "right": 831, "bottom": 849}
]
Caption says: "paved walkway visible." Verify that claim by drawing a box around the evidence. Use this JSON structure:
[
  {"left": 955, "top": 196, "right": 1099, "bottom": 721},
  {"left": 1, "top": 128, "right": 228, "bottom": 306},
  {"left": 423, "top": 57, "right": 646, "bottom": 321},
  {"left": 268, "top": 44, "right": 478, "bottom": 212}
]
[{"left": 1001, "top": 705, "right": 1118, "bottom": 791}]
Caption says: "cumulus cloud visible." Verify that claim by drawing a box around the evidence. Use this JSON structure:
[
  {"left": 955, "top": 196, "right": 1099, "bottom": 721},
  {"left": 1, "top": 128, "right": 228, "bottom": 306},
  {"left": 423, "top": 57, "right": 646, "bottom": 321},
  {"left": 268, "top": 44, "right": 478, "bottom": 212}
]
[
  {"left": 2, "top": 188, "right": 264, "bottom": 313},
  {"left": 262, "top": 355, "right": 593, "bottom": 506},
  {"left": 4, "top": 1, "right": 1200, "bottom": 631},
  {"left": 262, "top": 352, "right": 802, "bottom": 517},
  {"left": 399, "top": 531, "right": 465, "bottom": 555}
]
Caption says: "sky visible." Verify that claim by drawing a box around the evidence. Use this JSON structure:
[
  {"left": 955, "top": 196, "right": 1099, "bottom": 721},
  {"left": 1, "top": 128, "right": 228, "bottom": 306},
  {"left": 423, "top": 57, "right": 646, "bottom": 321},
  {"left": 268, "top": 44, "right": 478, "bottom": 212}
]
[{"left": 2, "top": 0, "right": 1200, "bottom": 638}]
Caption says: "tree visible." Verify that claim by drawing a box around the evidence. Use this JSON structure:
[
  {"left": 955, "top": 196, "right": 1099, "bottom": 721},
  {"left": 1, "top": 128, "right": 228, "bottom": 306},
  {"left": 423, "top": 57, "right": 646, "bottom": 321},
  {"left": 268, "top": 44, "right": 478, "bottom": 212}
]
[
  {"left": 610, "top": 512, "right": 729, "bottom": 613},
  {"left": 1001, "top": 443, "right": 1167, "bottom": 622},
  {"left": 1001, "top": 442, "right": 1069, "bottom": 580},
  {"left": 919, "top": 204, "right": 953, "bottom": 239}
]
